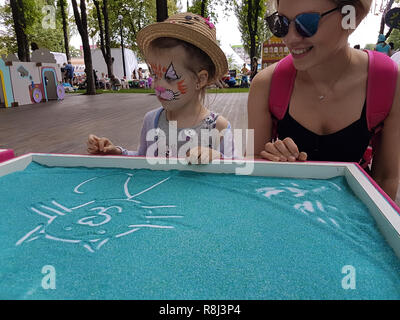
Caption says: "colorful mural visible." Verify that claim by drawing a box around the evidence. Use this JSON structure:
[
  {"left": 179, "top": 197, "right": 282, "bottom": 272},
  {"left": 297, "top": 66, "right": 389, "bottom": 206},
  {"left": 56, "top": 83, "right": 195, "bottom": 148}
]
[{"left": 0, "top": 49, "right": 65, "bottom": 108}]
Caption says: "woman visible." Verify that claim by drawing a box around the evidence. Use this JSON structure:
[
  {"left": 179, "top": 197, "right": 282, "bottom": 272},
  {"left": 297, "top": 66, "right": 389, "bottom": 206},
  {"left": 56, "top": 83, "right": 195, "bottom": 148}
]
[{"left": 248, "top": 0, "right": 400, "bottom": 200}]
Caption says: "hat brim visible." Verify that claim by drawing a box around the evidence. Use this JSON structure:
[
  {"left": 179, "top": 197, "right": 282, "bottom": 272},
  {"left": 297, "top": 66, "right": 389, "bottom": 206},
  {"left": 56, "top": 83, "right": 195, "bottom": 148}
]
[{"left": 137, "top": 22, "right": 228, "bottom": 82}]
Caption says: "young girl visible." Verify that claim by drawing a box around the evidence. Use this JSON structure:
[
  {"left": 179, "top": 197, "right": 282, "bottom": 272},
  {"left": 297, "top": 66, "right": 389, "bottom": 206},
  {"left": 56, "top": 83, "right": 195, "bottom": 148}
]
[{"left": 87, "top": 13, "right": 233, "bottom": 163}]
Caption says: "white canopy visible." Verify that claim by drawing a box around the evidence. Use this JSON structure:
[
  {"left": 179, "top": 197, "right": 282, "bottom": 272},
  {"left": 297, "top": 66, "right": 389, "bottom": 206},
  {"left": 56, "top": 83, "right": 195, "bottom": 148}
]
[
  {"left": 50, "top": 52, "right": 68, "bottom": 66},
  {"left": 91, "top": 48, "right": 138, "bottom": 80},
  {"left": 220, "top": 43, "right": 245, "bottom": 70},
  {"left": 391, "top": 51, "right": 400, "bottom": 65}
]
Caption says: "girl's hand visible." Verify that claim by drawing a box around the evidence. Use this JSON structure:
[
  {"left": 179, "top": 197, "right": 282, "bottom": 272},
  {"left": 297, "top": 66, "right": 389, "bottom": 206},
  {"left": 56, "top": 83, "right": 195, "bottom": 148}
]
[
  {"left": 186, "top": 146, "right": 221, "bottom": 164},
  {"left": 87, "top": 134, "right": 122, "bottom": 155},
  {"left": 260, "top": 137, "right": 307, "bottom": 162}
]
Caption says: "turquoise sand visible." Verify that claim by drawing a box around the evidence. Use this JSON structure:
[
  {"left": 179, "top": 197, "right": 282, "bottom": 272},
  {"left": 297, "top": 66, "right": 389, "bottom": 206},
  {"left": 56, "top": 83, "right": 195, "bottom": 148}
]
[{"left": 0, "top": 162, "right": 399, "bottom": 299}]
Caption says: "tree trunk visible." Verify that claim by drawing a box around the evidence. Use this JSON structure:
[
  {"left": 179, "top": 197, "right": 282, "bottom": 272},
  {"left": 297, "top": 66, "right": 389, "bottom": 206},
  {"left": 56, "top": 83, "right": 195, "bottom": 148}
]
[
  {"left": 59, "top": 0, "right": 71, "bottom": 61},
  {"left": 379, "top": 0, "right": 395, "bottom": 35},
  {"left": 201, "top": 0, "right": 207, "bottom": 17},
  {"left": 247, "top": 0, "right": 260, "bottom": 75},
  {"left": 93, "top": 0, "right": 113, "bottom": 78},
  {"left": 386, "top": 27, "right": 394, "bottom": 39},
  {"left": 156, "top": 0, "right": 168, "bottom": 22},
  {"left": 10, "top": 0, "right": 29, "bottom": 62},
  {"left": 102, "top": 0, "right": 114, "bottom": 77},
  {"left": 71, "top": 0, "right": 96, "bottom": 95}
]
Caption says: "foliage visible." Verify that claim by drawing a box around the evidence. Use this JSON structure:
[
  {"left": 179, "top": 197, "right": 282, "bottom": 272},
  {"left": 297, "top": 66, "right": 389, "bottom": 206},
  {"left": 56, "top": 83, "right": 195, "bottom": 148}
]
[
  {"left": 0, "top": 0, "right": 72, "bottom": 56},
  {"left": 388, "top": 28, "right": 400, "bottom": 50},
  {"left": 234, "top": 0, "right": 270, "bottom": 59},
  {"left": 187, "top": 0, "right": 234, "bottom": 22},
  {"left": 86, "top": 0, "right": 179, "bottom": 55}
]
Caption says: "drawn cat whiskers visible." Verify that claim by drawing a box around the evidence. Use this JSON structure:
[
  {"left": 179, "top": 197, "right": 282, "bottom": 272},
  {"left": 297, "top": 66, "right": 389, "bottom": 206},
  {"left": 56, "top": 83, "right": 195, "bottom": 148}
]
[{"left": 16, "top": 173, "right": 182, "bottom": 253}]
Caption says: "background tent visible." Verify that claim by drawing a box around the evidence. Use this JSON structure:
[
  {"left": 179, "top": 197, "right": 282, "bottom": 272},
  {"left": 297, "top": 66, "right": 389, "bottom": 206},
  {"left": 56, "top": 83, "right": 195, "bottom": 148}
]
[
  {"left": 220, "top": 43, "right": 245, "bottom": 71},
  {"left": 91, "top": 48, "right": 138, "bottom": 80},
  {"left": 51, "top": 52, "right": 68, "bottom": 66}
]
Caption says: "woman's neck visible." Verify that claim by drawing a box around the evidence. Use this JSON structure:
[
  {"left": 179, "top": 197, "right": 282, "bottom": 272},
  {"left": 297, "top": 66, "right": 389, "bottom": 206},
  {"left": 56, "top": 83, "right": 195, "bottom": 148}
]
[{"left": 299, "top": 46, "right": 353, "bottom": 87}]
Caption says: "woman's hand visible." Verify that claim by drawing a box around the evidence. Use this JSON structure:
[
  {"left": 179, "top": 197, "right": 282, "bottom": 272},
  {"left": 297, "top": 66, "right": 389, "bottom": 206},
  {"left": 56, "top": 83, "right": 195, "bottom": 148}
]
[
  {"left": 186, "top": 146, "right": 221, "bottom": 164},
  {"left": 260, "top": 137, "right": 307, "bottom": 162},
  {"left": 87, "top": 134, "right": 122, "bottom": 155}
]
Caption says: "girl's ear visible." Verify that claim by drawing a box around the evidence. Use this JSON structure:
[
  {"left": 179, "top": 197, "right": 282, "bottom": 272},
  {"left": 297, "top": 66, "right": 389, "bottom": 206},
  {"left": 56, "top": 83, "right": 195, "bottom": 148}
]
[{"left": 197, "top": 70, "right": 209, "bottom": 89}]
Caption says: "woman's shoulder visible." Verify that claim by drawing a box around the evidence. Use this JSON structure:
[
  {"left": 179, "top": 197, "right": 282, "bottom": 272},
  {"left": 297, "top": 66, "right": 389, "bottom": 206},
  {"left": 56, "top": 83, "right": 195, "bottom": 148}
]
[{"left": 249, "top": 62, "right": 279, "bottom": 101}]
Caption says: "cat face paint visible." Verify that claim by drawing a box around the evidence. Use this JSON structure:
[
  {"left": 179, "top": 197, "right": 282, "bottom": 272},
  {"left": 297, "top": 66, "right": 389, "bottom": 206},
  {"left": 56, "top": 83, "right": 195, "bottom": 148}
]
[
  {"left": 151, "top": 62, "right": 187, "bottom": 101},
  {"left": 155, "top": 86, "right": 181, "bottom": 101}
]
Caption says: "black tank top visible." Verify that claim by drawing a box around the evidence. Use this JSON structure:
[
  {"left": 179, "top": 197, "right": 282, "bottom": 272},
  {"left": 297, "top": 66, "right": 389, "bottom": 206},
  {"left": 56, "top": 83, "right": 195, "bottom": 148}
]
[{"left": 277, "top": 103, "right": 373, "bottom": 162}]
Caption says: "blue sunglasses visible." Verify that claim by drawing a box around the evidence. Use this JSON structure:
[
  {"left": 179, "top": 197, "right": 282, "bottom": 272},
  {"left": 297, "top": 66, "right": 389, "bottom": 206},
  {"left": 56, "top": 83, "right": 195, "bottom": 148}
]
[{"left": 265, "top": 7, "right": 339, "bottom": 38}]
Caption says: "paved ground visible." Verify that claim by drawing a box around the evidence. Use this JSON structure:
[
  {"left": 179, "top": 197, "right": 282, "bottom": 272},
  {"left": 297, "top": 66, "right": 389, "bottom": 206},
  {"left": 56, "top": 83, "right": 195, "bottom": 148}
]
[
  {"left": 0, "top": 93, "right": 248, "bottom": 156},
  {"left": 0, "top": 92, "right": 398, "bottom": 204}
]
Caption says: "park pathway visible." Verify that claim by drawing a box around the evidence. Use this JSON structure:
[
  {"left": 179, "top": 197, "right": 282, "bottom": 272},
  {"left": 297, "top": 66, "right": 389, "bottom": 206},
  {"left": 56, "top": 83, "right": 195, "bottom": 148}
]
[{"left": 0, "top": 92, "right": 247, "bottom": 156}]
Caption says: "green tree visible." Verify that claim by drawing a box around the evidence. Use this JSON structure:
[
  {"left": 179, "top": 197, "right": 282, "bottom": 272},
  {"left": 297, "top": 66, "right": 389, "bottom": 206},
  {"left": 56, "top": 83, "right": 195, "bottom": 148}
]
[
  {"left": 187, "top": 0, "right": 233, "bottom": 21},
  {"left": 0, "top": 0, "right": 67, "bottom": 58},
  {"left": 71, "top": 0, "right": 96, "bottom": 95},
  {"left": 59, "top": 0, "right": 70, "bottom": 60},
  {"left": 69, "top": 46, "right": 82, "bottom": 58},
  {"left": 86, "top": 0, "right": 178, "bottom": 55},
  {"left": 235, "top": 0, "right": 269, "bottom": 71},
  {"left": 388, "top": 29, "right": 400, "bottom": 50},
  {"left": 9, "top": 0, "right": 30, "bottom": 61},
  {"left": 93, "top": 0, "right": 114, "bottom": 78}
]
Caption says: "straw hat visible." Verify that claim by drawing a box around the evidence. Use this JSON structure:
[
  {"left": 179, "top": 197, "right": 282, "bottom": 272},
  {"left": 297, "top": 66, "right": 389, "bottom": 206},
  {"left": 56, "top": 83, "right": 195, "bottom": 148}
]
[{"left": 136, "top": 13, "right": 228, "bottom": 82}]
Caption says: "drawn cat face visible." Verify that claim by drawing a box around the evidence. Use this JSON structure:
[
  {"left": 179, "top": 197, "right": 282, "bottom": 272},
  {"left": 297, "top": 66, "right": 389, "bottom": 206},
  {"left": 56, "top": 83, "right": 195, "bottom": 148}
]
[{"left": 16, "top": 172, "right": 182, "bottom": 253}]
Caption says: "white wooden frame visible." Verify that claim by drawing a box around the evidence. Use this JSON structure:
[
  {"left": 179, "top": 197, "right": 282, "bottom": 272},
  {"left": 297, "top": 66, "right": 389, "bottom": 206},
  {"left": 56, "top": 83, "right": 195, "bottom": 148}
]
[{"left": 1, "top": 153, "right": 399, "bottom": 259}]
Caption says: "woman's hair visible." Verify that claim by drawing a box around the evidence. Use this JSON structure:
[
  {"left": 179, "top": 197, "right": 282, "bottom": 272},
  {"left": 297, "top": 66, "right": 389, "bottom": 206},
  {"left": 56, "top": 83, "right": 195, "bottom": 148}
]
[{"left": 148, "top": 37, "right": 216, "bottom": 103}]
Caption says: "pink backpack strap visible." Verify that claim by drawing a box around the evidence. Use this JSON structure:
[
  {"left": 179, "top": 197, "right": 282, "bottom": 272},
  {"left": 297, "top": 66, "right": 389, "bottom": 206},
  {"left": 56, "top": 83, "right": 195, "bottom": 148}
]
[
  {"left": 268, "top": 55, "right": 297, "bottom": 140},
  {"left": 366, "top": 50, "right": 398, "bottom": 132},
  {"left": 269, "top": 55, "right": 297, "bottom": 120},
  {"left": 361, "top": 50, "right": 397, "bottom": 169}
]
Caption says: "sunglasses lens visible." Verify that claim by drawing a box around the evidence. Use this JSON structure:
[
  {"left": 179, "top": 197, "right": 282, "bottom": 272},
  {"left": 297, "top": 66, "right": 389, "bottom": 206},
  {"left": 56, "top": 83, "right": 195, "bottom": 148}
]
[
  {"left": 295, "top": 13, "right": 320, "bottom": 37},
  {"left": 266, "top": 15, "right": 289, "bottom": 38}
]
